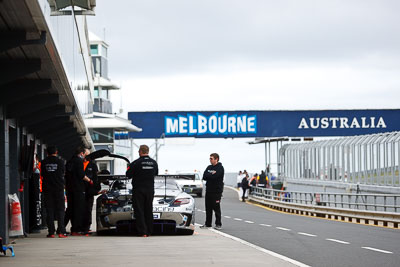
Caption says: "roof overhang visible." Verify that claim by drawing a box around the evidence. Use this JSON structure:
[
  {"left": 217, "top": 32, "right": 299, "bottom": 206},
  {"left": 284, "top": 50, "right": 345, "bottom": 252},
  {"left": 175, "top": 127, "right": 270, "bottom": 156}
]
[
  {"left": 248, "top": 136, "right": 314, "bottom": 144},
  {"left": 84, "top": 113, "right": 142, "bottom": 132},
  {"left": 0, "top": 0, "right": 94, "bottom": 158},
  {"left": 89, "top": 31, "right": 109, "bottom": 47},
  {"left": 48, "top": 0, "right": 96, "bottom": 16},
  {"left": 94, "top": 76, "right": 120, "bottom": 90},
  {"left": 248, "top": 137, "right": 290, "bottom": 145}
]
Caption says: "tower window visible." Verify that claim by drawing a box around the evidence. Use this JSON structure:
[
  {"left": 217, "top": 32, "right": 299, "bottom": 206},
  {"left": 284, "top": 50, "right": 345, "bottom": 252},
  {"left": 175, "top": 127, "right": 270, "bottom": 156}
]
[{"left": 90, "top": 44, "right": 98, "bottom": 55}]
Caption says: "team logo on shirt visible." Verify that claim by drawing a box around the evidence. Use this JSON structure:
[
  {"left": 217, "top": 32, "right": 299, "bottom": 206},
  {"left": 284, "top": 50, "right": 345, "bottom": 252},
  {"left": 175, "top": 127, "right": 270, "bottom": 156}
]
[{"left": 45, "top": 164, "right": 58, "bottom": 172}]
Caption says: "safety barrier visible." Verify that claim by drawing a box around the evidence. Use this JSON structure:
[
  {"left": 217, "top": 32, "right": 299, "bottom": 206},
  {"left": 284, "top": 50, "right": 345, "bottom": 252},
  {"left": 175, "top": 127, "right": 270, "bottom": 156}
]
[
  {"left": 249, "top": 186, "right": 400, "bottom": 228},
  {"left": 279, "top": 131, "right": 400, "bottom": 187}
]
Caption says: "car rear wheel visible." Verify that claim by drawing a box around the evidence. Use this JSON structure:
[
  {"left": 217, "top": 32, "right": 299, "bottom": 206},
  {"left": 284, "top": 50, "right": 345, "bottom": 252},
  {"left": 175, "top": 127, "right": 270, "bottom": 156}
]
[
  {"left": 177, "top": 229, "right": 194, "bottom": 235},
  {"left": 96, "top": 229, "right": 114, "bottom": 236}
]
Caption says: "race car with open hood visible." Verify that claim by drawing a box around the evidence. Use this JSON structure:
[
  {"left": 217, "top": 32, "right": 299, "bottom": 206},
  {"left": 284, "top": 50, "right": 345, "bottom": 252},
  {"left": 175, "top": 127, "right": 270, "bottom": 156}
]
[{"left": 88, "top": 150, "right": 196, "bottom": 235}]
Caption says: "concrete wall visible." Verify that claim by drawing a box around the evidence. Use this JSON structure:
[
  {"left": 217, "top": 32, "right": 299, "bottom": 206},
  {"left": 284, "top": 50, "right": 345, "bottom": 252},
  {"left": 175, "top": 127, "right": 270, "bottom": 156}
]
[{"left": 224, "top": 172, "right": 239, "bottom": 188}]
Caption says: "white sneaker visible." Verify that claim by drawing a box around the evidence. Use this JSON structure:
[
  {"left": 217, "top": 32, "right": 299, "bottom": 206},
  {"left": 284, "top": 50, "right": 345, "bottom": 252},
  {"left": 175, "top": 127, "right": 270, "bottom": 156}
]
[
  {"left": 199, "top": 224, "right": 211, "bottom": 229},
  {"left": 214, "top": 225, "right": 222, "bottom": 230}
]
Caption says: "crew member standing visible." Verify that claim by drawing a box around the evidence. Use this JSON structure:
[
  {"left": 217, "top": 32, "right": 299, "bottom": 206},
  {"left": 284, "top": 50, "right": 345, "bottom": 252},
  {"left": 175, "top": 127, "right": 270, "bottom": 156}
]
[
  {"left": 40, "top": 146, "right": 67, "bottom": 238},
  {"left": 201, "top": 153, "right": 224, "bottom": 230},
  {"left": 236, "top": 170, "right": 243, "bottom": 188},
  {"left": 82, "top": 151, "right": 100, "bottom": 234},
  {"left": 65, "top": 146, "right": 91, "bottom": 236},
  {"left": 249, "top": 173, "right": 257, "bottom": 194},
  {"left": 258, "top": 170, "right": 267, "bottom": 188},
  {"left": 126, "top": 145, "right": 158, "bottom": 237},
  {"left": 241, "top": 173, "right": 249, "bottom": 202}
]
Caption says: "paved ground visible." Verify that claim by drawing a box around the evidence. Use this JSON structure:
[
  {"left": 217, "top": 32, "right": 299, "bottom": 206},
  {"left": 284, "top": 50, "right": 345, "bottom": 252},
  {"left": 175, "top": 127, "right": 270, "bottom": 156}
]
[
  {"left": 0, "top": 226, "right": 301, "bottom": 267},
  {"left": 196, "top": 187, "right": 400, "bottom": 267}
]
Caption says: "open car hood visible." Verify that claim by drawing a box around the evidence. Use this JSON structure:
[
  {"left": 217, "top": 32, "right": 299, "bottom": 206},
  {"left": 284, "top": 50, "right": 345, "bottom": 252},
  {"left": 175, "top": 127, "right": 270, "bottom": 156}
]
[{"left": 86, "top": 149, "right": 130, "bottom": 164}]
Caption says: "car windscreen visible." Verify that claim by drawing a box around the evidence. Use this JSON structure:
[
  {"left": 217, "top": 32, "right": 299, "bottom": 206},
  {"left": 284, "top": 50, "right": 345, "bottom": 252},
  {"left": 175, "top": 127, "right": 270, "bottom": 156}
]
[
  {"left": 178, "top": 173, "right": 201, "bottom": 180},
  {"left": 111, "top": 179, "right": 132, "bottom": 190},
  {"left": 154, "top": 179, "right": 180, "bottom": 190},
  {"left": 110, "top": 178, "right": 181, "bottom": 191},
  {"left": 156, "top": 174, "right": 195, "bottom": 180}
]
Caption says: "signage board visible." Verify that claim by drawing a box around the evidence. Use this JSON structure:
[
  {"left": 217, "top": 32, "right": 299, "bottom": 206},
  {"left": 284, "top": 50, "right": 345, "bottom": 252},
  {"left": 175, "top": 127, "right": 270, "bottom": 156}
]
[{"left": 127, "top": 110, "right": 400, "bottom": 139}]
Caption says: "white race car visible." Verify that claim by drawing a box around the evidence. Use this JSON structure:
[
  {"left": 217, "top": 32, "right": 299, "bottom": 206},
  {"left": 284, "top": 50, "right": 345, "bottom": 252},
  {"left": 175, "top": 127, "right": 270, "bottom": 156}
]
[
  {"left": 96, "top": 175, "right": 195, "bottom": 235},
  {"left": 87, "top": 149, "right": 196, "bottom": 235}
]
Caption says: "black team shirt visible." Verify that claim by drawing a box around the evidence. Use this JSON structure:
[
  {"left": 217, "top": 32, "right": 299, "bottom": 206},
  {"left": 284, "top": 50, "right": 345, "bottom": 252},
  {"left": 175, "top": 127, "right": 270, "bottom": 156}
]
[
  {"left": 203, "top": 162, "right": 224, "bottom": 193},
  {"left": 126, "top": 156, "right": 159, "bottom": 192}
]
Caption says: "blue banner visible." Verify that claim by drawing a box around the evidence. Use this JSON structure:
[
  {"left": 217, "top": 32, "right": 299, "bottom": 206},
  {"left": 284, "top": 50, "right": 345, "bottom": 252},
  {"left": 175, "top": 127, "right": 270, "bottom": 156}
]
[{"left": 127, "top": 110, "right": 400, "bottom": 139}]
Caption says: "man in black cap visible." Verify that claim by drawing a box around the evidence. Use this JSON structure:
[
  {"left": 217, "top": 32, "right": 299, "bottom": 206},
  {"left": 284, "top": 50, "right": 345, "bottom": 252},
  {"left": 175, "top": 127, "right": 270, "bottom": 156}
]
[
  {"left": 126, "top": 145, "right": 158, "bottom": 237},
  {"left": 41, "top": 146, "right": 67, "bottom": 238}
]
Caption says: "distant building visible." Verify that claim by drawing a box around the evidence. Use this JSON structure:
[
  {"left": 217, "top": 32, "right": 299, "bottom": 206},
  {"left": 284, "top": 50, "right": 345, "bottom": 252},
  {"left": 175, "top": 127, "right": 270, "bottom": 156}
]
[{"left": 83, "top": 32, "right": 141, "bottom": 174}]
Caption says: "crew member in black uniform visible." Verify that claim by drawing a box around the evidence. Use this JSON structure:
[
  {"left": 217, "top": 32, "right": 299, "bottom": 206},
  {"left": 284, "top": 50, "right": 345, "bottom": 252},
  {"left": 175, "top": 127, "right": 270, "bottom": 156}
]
[
  {"left": 65, "top": 146, "right": 91, "bottom": 236},
  {"left": 41, "top": 146, "right": 67, "bottom": 238},
  {"left": 258, "top": 170, "right": 267, "bottom": 188},
  {"left": 126, "top": 145, "right": 158, "bottom": 237},
  {"left": 201, "top": 153, "right": 224, "bottom": 230},
  {"left": 241, "top": 174, "right": 249, "bottom": 202},
  {"left": 82, "top": 152, "right": 100, "bottom": 234}
]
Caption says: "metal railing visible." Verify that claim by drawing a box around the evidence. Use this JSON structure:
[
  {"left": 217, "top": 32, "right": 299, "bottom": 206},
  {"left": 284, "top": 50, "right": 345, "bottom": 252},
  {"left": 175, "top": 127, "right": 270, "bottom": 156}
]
[
  {"left": 94, "top": 98, "right": 112, "bottom": 114},
  {"left": 279, "top": 131, "right": 400, "bottom": 187},
  {"left": 250, "top": 186, "right": 400, "bottom": 213}
]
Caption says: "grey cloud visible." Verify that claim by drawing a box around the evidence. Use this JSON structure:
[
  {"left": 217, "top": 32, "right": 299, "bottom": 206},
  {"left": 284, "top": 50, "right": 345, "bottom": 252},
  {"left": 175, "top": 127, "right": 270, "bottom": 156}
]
[{"left": 88, "top": 0, "right": 400, "bottom": 76}]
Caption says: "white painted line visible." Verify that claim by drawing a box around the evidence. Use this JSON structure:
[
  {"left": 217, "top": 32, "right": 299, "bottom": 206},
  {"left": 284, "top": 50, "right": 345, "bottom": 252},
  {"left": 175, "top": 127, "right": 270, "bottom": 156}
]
[
  {"left": 234, "top": 218, "right": 243, "bottom": 221},
  {"left": 209, "top": 228, "right": 310, "bottom": 267},
  {"left": 197, "top": 209, "right": 202, "bottom": 211},
  {"left": 225, "top": 185, "right": 243, "bottom": 200},
  {"left": 224, "top": 216, "right": 231, "bottom": 219},
  {"left": 259, "top": 224, "right": 272, "bottom": 227},
  {"left": 326, "top": 238, "right": 350, "bottom": 244},
  {"left": 201, "top": 210, "right": 206, "bottom": 213},
  {"left": 276, "top": 227, "right": 291, "bottom": 231},
  {"left": 245, "top": 220, "right": 254, "bottom": 224},
  {"left": 298, "top": 232, "right": 317, "bottom": 237},
  {"left": 362, "top": 247, "right": 393, "bottom": 254}
]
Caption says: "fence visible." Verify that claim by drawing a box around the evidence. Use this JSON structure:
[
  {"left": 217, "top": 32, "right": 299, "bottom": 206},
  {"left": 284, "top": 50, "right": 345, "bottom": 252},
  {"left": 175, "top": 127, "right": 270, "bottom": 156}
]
[
  {"left": 249, "top": 186, "right": 400, "bottom": 228},
  {"left": 279, "top": 131, "right": 400, "bottom": 187},
  {"left": 251, "top": 186, "right": 400, "bottom": 212}
]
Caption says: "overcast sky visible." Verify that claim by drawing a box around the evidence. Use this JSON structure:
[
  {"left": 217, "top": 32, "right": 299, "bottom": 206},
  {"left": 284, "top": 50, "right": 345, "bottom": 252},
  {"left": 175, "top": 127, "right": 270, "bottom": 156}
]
[{"left": 87, "top": 0, "right": 400, "bottom": 174}]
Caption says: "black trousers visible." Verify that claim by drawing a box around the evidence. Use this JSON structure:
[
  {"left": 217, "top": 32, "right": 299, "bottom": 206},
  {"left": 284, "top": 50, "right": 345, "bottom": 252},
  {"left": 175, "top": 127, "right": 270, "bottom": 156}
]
[
  {"left": 64, "top": 191, "right": 72, "bottom": 229},
  {"left": 205, "top": 192, "right": 222, "bottom": 227},
  {"left": 242, "top": 187, "right": 247, "bottom": 201},
  {"left": 44, "top": 190, "right": 66, "bottom": 235},
  {"left": 66, "top": 191, "right": 85, "bottom": 233},
  {"left": 133, "top": 190, "right": 154, "bottom": 236},
  {"left": 83, "top": 195, "right": 94, "bottom": 232},
  {"left": 40, "top": 192, "right": 47, "bottom": 227},
  {"left": 29, "top": 173, "right": 41, "bottom": 231}
]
